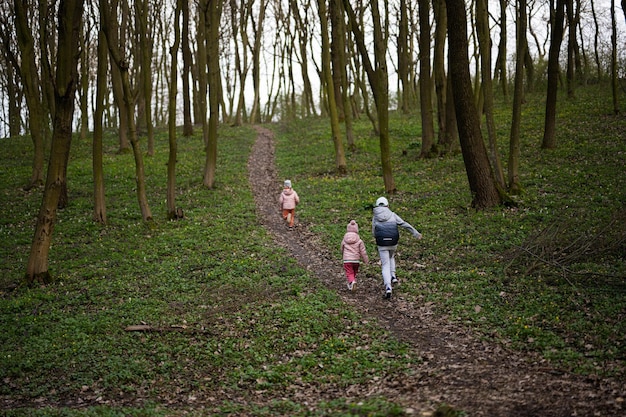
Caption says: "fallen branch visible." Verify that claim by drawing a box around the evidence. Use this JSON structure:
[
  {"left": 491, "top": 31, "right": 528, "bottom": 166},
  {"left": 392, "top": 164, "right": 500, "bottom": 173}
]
[{"left": 124, "top": 324, "right": 211, "bottom": 334}]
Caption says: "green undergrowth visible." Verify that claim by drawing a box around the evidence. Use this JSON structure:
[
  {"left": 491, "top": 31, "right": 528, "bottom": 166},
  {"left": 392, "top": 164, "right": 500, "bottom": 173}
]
[
  {"left": 0, "top": 83, "right": 623, "bottom": 415},
  {"left": 0, "top": 127, "right": 416, "bottom": 414},
  {"left": 273, "top": 84, "right": 625, "bottom": 377}
]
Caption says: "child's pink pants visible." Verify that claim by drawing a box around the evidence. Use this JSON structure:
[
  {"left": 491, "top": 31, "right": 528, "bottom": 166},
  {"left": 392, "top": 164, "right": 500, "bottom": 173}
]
[{"left": 343, "top": 262, "right": 360, "bottom": 283}]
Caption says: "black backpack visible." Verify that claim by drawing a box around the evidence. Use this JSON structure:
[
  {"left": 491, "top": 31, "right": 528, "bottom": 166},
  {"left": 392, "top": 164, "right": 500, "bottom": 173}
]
[{"left": 374, "top": 223, "right": 399, "bottom": 246}]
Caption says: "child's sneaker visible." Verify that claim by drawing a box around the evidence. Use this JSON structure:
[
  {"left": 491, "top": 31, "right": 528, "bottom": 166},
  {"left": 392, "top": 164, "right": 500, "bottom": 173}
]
[
  {"left": 391, "top": 276, "right": 399, "bottom": 285},
  {"left": 385, "top": 286, "right": 392, "bottom": 299},
  {"left": 347, "top": 282, "right": 353, "bottom": 291}
]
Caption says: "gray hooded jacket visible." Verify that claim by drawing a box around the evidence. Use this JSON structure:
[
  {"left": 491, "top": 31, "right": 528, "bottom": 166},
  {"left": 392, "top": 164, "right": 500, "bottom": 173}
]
[{"left": 371, "top": 206, "right": 421, "bottom": 246}]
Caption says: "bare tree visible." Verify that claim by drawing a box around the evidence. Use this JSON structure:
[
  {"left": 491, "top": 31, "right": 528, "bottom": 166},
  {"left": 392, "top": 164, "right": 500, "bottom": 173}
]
[
  {"left": 477, "top": 0, "right": 505, "bottom": 187},
  {"left": 590, "top": 0, "right": 602, "bottom": 80},
  {"left": 78, "top": 22, "right": 90, "bottom": 141},
  {"left": 494, "top": 0, "right": 508, "bottom": 97},
  {"left": 168, "top": 0, "right": 183, "bottom": 219},
  {"left": 13, "top": 0, "right": 47, "bottom": 189},
  {"left": 202, "top": 0, "right": 222, "bottom": 189},
  {"left": 108, "top": 0, "right": 131, "bottom": 153},
  {"left": 330, "top": 0, "right": 355, "bottom": 150},
  {"left": 542, "top": 0, "right": 566, "bottom": 149},
  {"left": 26, "top": 0, "right": 84, "bottom": 284},
  {"left": 290, "top": 0, "right": 317, "bottom": 118},
  {"left": 509, "top": 0, "right": 528, "bottom": 193},
  {"left": 611, "top": 0, "right": 619, "bottom": 114},
  {"left": 262, "top": 1, "right": 284, "bottom": 122},
  {"left": 92, "top": 14, "right": 108, "bottom": 224},
  {"left": 196, "top": 0, "right": 209, "bottom": 149},
  {"left": 249, "top": 0, "right": 267, "bottom": 124},
  {"left": 433, "top": 0, "right": 448, "bottom": 149},
  {"left": 181, "top": 0, "right": 193, "bottom": 136},
  {"left": 136, "top": 0, "right": 155, "bottom": 155},
  {"left": 0, "top": 34, "right": 23, "bottom": 137},
  {"left": 38, "top": 2, "right": 55, "bottom": 133},
  {"left": 566, "top": 0, "right": 576, "bottom": 97},
  {"left": 229, "top": 0, "right": 248, "bottom": 125},
  {"left": 318, "top": 0, "right": 347, "bottom": 174},
  {"left": 101, "top": 0, "right": 153, "bottom": 221},
  {"left": 446, "top": 0, "right": 502, "bottom": 209},
  {"left": 397, "top": 0, "right": 413, "bottom": 114},
  {"left": 418, "top": 0, "right": 436, "bottom": 158},
  {"left": 181, "top": 0, "right": 194, "bottom": 135},
  {"left": 343, "top": 0, "right": 396, "bottom": 193}
]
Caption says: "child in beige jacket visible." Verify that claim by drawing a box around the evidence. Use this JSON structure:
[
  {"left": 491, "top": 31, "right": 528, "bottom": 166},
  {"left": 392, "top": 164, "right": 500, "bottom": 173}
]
[{"left": 279, "top": 179, "right": 300, "bottom": 228}]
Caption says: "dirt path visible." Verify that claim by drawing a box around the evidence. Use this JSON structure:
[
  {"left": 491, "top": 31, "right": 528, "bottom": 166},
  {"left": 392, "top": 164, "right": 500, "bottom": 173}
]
[{"left": 248, "top": 125, "right": 624, "bottom": 416}]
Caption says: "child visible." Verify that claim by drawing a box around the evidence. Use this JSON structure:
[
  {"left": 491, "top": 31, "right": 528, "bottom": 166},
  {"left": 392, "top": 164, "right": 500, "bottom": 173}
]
[
  {"left": 372, "top": 197, "right": 422, "bottom": 299},
  {"left": 279, "top": 179, "right": 300, "bottom": 228},
  {"left": 340, "top": 220, "right": 369, "bottom": 291}
]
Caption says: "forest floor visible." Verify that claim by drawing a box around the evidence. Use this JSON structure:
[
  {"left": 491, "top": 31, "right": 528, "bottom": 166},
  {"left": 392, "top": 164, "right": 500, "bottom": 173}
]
[{"left": 248, "top": 125, "right": 624, "bottom": 417}]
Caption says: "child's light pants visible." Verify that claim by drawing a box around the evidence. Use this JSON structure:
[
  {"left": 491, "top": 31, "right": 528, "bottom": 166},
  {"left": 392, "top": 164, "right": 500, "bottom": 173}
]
[{"left": 377, "top": 245, "right": 397, "bottom": 289}]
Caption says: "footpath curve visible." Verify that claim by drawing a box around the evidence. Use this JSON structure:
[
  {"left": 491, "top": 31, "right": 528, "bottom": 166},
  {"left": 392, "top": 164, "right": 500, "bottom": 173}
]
[{"left": 247, "top": 125, "right": 623, "bottom": 416}]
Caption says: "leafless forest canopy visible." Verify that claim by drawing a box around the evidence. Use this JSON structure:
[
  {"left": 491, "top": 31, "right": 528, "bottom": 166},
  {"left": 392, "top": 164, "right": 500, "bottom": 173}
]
[{"left": 0, "top": 0, "right": 624, "bottom": 138}]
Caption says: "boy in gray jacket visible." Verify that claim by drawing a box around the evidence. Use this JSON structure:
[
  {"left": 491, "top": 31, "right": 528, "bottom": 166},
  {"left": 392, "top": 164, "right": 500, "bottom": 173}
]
[{"left": 372, "top": 197, "right": 422, "bottom": 299}]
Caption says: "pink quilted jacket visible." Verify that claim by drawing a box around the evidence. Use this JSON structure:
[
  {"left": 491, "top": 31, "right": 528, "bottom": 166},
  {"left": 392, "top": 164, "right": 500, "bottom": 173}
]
[
  {"left": 279, "top": 188, "right": 300, "bottom": 210},
  {"left": 341, "top": 220, "right": 369, "bottom": 263}
]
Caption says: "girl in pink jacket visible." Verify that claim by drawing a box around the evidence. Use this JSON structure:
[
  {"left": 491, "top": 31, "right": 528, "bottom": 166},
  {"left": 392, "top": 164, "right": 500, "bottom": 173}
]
[
  {"left": 279, "top": 179, "right": 300, "bottom": 228},
  {"left": 340, "top": 220, "right": 369, "bottom": 291}
]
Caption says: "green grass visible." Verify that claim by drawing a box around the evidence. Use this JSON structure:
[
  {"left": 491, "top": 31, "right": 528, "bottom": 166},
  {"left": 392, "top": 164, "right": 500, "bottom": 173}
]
[
  {"left": 273, "top": 84, "right": 626, "bottom": 376},
  {"left": 1, "top": 83, "right": 625, "bottom": 415},
  {"left": 0, "top": 126, "right": 417, "bottom": 415}
]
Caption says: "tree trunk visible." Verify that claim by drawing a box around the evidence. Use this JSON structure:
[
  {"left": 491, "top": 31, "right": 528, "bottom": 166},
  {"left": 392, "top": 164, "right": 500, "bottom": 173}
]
[
  {"left": 565, "top": 0, "right": 576, "bottom": 98},
  {"left": 330, "top": 0, "right": 355, "bottom": 151},
  {"left": 542, "top": 0, "right": 565, "bottom": 150},
  {"left": 249, "top": 0, "right": 266, "bottom": 124},
  {"left": 38, "top": 0, "right": 55, "bottom": 138},
  {"left": 181, "top": 0, "right": 194, "bottom": 135},
  {"left": 344, "top": 0, "right": 395, "bottom": 193},
  {"left": 446, "top": 0, "right": 501, "bottom": 209},
  {"left": 290, "top": 0, "right": 317, "bottom": 117},
  {"left": 107, "top": 0, "right": 130, "bottom": 152},
  {"left": 14, "top": 0, "right": 46, "bottom": 189},
  {"left": 168, "top": 0, "right": 182, "bottom": 219},
  {"left": 433, "top": 0, "right": 447, "bottom": 149},
  {"left": 398, "top": 0, "right": 410, "bottom": 114},
  {"left": 79, "top": 24, "right": 89, "bottom": 141},
  {"left": 233, "top": 0, "right": 251, "bottom": 125},
  {"left": 319, "top": 0, "right": 347, "bottom": 174},
  {"left": 92, "top": 29, "right": 108, "bottom": 224},
  {"left": 6, "top": 63, "right": 22, "bottom": 137},
  {"left": 573, "top": 0, "right": 583, "bottom": 83},
  {"left": 590, "top": 0, "right": 602, "bottom": 80},
  {"left": 495, "top": 0, "right": 508, "bottom": 97},
  {"left": 203, "top": 0, "right": 222, "bottom": 189},
  {"left": 101, "top": 0, "right": 152, "bottom": 221},
  {"left": 136, "top": 0, "right": 155, "bottom": 156},
  {"left": 443, "top": 70, "right": 459, "bottom": 153},
  {"left": 330, "top": 0, "right": 344, "bottom": 121},
  {"left": 476, "top": 0, "right": 505, "bottom": 187},
  {"left": 611, "top": 0, "right": 619, "bottom": 114},
  {"left": 26, "top": 0, "right": 84, "bottom": 284},
  {"left": 509, "top": 0, "right": 528, "bottom": 194},
  {"left": 196, "top": 0, "right": 209, "bottom": 148},
  {"left": 418, "top": 0, "right": 436, "bottom": 158}
]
